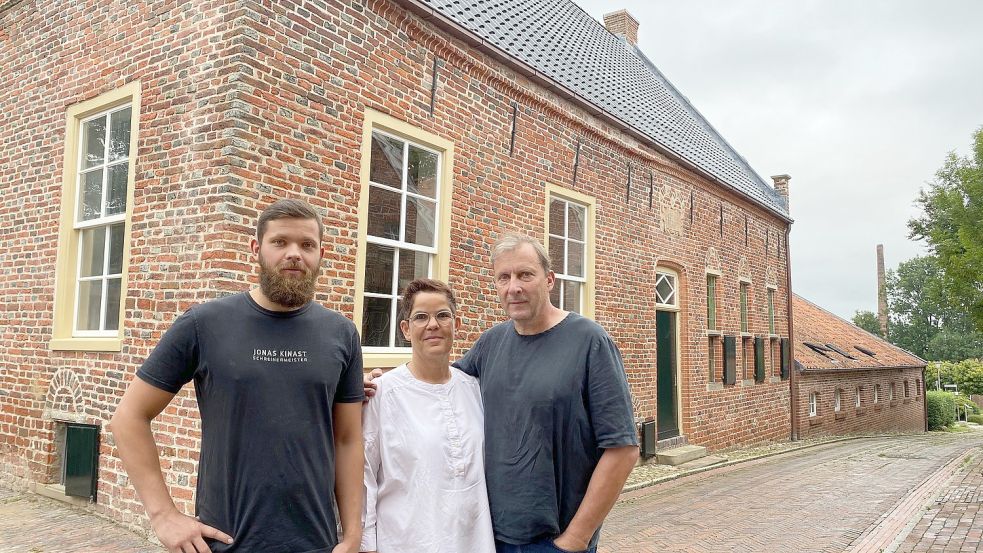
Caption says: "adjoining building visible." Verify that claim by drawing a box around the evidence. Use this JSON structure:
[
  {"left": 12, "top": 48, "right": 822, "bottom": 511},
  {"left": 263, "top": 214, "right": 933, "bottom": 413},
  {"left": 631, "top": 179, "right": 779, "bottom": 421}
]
[
  {"left": 792, "top": 295, "right": 927, "bottom": 438},
  {"left": 1, "top": 0, "right": 793, "bottom": 529}
]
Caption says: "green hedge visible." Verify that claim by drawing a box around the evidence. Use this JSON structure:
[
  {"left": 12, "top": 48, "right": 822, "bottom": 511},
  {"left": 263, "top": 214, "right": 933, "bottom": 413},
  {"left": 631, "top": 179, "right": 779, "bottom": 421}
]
[
  {"left": 927, "top": 391, "right": 956, "bottom": 430},
  {"left": 969, "top": 414, "right": 983, "bottom": 425}
]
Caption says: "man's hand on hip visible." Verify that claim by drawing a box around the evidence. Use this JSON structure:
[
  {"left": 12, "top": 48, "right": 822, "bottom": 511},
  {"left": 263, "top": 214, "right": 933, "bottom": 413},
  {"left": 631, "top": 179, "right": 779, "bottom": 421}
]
[{"left": 151, "top": 509, "right": 233, "bottom": 553}]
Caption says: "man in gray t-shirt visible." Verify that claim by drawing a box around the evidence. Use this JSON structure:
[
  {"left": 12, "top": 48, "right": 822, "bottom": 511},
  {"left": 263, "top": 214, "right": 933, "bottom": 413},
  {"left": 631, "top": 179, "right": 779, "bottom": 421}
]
[{"left": 456, "top": 233, "right": 638, "bottom": 553}]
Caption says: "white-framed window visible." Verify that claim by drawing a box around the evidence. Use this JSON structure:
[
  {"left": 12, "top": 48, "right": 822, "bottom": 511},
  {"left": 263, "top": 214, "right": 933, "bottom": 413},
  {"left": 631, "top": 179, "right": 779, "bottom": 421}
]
[
  {"left": 904, "top": 380, "right": 910, "bottom": 398},
  {"left": 72, "top": 105, "right": 132, "bottom": 336},
  {"left": 548, "top": 197, "right": 587, "bottom": 313},
  {"left": 360, "top": 129, "right": 441, "bottom": 348},
  {"left": 52, "top": 82, "right": 140, "bottom": 352},
  {"left": 874, "top": 384, "right": 881, "bottom": 403},
  {"left": 834, "top": 389, "right": 842, "bottom": 412},
  {"left": 740, "top": 282, "right": 749, "bottom": 333},
  {"left": 655, "top": 271, "right": 679, "bottom": 309},
  {"left": 890, "top": 382, "right": 896, "bottom": 401},
  {"left": 809, "top": 392, "right": 818, "bottom": 417},
  {"left": 856, "top": 386, "right": 862, "bottom": 408}
]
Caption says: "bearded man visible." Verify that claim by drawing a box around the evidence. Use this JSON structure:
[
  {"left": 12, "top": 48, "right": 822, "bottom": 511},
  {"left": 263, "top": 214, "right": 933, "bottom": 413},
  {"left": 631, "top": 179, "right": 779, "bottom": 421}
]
[{"left": 111, "top": 198, "right": 364, "bottom": 553}]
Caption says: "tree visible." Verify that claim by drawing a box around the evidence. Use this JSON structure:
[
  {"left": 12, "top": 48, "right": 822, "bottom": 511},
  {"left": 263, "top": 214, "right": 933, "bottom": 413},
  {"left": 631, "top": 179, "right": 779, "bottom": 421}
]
[
  {"left": 885, "top": 256, "right": 983, "bottom": 361},
  {"left": 909, "top": 126, "right": 983, "bottom": 332},
  {"left": 851, "top": 310, "right": 883, "bottom": 336}
]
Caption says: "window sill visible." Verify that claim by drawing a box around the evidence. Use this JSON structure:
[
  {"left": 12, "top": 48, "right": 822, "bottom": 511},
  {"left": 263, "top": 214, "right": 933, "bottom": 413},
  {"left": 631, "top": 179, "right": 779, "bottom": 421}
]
[
  {"left": 835, "top": 413, "right": 846, "bottom": 421},
  {"left": 50, "top": 337, "right": 122, "bottom": 352},
  {"left": 706, "top": 330, "right": 722, "bottom": 337},
  {"left": 741, "top": 379, "right": 755, "bottom": 386},
  {"left": 362, "top": 351, "right": 412, "bottom": 370},
  {"left": 890, "top": 400, "right": 899, "bottom": 407},
  {"left": 740, "top": 333, "right": 753, "bottom": 338},
  {"left": 903, "top": 398, "right": 912, "bottom": 404},
  {"left": 768, "top": 334, "right": 781, "bottom": 339},
  {"left": 706, "top": 382, "right": 724, "bottom": 392}
]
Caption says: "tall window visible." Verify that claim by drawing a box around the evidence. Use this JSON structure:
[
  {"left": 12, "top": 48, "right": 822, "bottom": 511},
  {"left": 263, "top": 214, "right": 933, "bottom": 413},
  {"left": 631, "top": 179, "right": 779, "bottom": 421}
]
[
  {"left": 707, "top": 274, "right": 717, "bottom": 331},
  {"left": 834, "top": 389, "right": 841, "bottom": 412},
  {"left": 809, "top": 392, "right": 818, "bottom": 417},
  {"left": 904, "top": 380, "right": 910, "bottom": 398},
  {"left": 874, "top": 384, "right": 881, "bottom": 403},
  {"left": 767, "top": 288, "right": 776, "bottom": 334},
  {"left": 73, "top": 106, "right": 132, "bottom": 335},
  {"left": 52, "top": 83, "right": 140, "bottom": 351},
  {"left": 856, "top": 386, "right": 862, "bottom": 408},
  {"left": 548, "top": 197, "right": 587, "bottom": 313},
  {"left": 890, "top": 382, "right": 896, "bottom": 401},
  {"left": 361, "top": 130, "right": 441, "bottom": 348},
  {"left": 740, "top": 282, "right": 749, "bottom": 333}
]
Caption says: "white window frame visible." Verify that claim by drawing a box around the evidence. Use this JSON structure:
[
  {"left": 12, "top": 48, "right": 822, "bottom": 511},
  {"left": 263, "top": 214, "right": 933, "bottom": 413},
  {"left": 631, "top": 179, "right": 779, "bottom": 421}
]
[
  {"left": 874, "top": 385, "right": 880, "bottom": 403},
  {"left": 655, "top": 271, "right": 679, "bottom": 310},
  {"left": 548, "top": 196, "right": 588, "bottom": 313},
  {"left": 834, "top": 389, "right": 841, "bottom": 412},
  {"left": 809, "top": 392, "right": 818, "bottom": 417},
  {"left": 856, "top": 386, "right": 862, "bottom": 408}
]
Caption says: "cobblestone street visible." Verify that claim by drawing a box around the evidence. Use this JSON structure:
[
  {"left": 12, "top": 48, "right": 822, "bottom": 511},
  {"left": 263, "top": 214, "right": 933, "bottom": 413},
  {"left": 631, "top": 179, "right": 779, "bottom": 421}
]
[{"left": 1, "top": 430, "right": 981, "bottom": 552}]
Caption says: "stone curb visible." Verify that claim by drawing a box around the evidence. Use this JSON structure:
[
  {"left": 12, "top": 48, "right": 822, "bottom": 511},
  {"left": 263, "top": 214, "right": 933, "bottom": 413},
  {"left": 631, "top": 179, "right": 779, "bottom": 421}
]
[{"left": 621, "top": 435, "right": 873, "bottom": 494}]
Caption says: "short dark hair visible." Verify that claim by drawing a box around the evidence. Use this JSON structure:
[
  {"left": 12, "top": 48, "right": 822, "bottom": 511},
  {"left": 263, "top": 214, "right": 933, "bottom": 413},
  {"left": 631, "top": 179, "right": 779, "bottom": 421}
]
[
  {"left": 256, "top": 198, "right": 323, "bottom": 243},
  {"left": 400, "top": 278, "right": 457, "bottom": 320}
]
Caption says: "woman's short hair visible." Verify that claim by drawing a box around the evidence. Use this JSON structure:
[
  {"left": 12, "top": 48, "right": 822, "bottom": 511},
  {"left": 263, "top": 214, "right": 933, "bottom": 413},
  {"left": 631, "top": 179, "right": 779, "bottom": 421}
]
[{"left": 400, "top": 278, "right": 458, "bottom": 320}]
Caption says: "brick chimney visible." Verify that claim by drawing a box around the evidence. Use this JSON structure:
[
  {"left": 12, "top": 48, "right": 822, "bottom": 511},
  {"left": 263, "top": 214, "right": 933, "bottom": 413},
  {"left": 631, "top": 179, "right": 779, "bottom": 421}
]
[
  {"left": 771, "top": 174, "right": 791, "bottom": 210},
  {"left": 603, "top": 10, "right": 640, "bottom": 46}
]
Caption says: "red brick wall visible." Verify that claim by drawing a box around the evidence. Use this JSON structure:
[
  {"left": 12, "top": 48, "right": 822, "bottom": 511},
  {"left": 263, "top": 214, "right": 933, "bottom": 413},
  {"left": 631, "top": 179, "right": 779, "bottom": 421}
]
[
  {"left": 795, "top": 368, "right": 926, "bottom": 438},
  {"left": 0, "top": 0, "right": 792, "bottom": 531}
]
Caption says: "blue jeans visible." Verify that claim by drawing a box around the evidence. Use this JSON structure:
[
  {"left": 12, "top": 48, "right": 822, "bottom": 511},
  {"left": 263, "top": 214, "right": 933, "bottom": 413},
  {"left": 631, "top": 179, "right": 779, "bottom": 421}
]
[{"left": 495, "top": 538, "right": 595, "bottom": 553}]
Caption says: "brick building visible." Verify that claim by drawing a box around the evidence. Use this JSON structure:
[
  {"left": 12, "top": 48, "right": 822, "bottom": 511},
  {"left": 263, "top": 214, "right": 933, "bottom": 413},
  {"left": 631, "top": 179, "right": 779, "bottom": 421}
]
[
  {"left": 1, "top": 0, "right": 793, "bottom": 529},
  {"left": 792, "top": 295, "right": 927, "bottom": 438}
]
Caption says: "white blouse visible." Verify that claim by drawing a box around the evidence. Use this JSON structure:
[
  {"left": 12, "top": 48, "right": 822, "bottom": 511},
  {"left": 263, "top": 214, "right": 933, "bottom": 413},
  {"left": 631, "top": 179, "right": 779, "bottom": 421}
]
[{"left": 360, "top": 364, "right": 495, "bottom": 553}]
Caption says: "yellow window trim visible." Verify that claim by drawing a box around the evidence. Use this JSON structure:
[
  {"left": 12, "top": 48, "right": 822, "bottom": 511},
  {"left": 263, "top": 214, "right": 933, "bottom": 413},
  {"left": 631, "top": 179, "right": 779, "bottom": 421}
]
[
  {"left": 544, "top": 183, "right": 596, "bottom": 319},
  {"left": 353, "top": 109, "right": 455, "bottom": 369},
  {"left": 51, "top": 81, "right": 141, "bottom": 353}
]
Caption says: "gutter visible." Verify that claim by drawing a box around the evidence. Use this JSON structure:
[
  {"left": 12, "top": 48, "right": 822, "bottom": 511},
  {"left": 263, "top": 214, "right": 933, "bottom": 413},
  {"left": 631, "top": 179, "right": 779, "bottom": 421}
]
[
  {"left": 786, "top": 225, "right": 797, "bottom": 441},
  {"left": 391, "top": 0, "right": 793, "bottom": 224}
]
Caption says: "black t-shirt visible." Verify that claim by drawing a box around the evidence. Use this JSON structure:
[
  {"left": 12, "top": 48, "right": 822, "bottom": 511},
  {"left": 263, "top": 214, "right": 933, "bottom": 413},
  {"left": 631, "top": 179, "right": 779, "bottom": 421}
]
[
  {"left": 137, "top": 292, "right": 364, "bottom": 552},
  {"left": 454, "top": 313, "right": 638, "bottom": 547}
]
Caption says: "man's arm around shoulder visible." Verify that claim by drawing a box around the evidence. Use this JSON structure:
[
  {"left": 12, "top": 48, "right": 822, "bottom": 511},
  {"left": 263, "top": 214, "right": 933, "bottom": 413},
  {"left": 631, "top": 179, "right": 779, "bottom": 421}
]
[
  {"left": 333, "top": 401, "right": 364, "bottom": 553},
  {"left": 110, "top": 378, "right": 233, "bottom": 552},
  {"left": 553, "top": 445, "right": 639, "bottom": 551}
]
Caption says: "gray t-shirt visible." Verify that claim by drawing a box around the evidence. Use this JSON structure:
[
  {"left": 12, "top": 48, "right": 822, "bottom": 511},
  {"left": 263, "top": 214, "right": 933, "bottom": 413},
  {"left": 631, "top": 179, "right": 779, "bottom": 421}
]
[
  {"left": 137, "top": 292, "right": 364, "bottom": 552},
  {"left": 454, "top": 312, "right": 638, "bottom": 546}
]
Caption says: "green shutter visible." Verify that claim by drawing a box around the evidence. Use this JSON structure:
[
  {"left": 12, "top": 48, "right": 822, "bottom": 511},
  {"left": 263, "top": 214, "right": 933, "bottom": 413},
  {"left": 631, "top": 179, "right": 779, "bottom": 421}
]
[
  {"left": 780, "top": 338, "right": 790, "bottom": 380},
  {"left": 723, "top": 336, "right": 737, "bottom": 385},
  {"left": 754, "top": 337, "right": 765, "bottom": 382},
  {"left": 64, "top": 423, "right": 100, "bottom": 500}
]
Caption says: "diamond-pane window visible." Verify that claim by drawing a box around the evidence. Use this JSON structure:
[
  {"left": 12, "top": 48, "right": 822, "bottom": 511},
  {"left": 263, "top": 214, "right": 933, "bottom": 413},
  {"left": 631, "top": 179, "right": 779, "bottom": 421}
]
[
  {"left": 362, "top": 130, "right": 441, "bottom": 348},
  {"left": 548, "top": 197, "right": 587, "bottom": 313},
  {"left": 655, "top": 272, "right": 677, "bottom": 307}
]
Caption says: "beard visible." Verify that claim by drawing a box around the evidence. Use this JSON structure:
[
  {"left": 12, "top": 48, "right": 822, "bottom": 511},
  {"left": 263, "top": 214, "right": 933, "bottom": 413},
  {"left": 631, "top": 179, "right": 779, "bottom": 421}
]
[{"left": 258, "top": 254, "right": 319, "bottom": 308}]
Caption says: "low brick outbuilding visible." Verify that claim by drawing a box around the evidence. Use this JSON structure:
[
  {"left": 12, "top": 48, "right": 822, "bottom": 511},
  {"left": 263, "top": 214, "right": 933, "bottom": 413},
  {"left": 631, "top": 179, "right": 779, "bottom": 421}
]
[{"left": 792, "top": 295, "right": 926, "bottom": 438}]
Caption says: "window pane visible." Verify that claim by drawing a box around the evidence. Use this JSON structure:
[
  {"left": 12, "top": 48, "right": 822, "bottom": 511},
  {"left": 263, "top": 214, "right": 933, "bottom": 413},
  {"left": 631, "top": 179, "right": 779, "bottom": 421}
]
[
  {"left": 79, "top": 227, "right": 107, "bottom": 277},
  {"left": 81, "top": 116, "right": 106, "bottom": 169},
  {"left": 364, "top": 243, "right": 394, "bottom": 294},
  {"left": 77, "top": 280, "right": 103, "bottom": 331},
  {"left": 361, "top": 296, "right": 392, "bottom": 347},
  {"left": 79, "top": 169, "right": 103, "bottom": 221},
  {"left": 367, "top": 185, "right": 402, "bottom": 240},
  {"left": 550, "top": 280, "right": 561, "bottom": 308},
  {"left": 397, "top": 248, "right": 429, "bottom": 293},
  {"left": 656, "top": 274, "right": 674, "bottom": 305},
  {"left": 407, "top": 144, "right": 437, "bottom": 198},
  {"left": 369, "top": 133, "right": 403, "bottom": 189},
  {"left": 108, "top": 223, "right": 125, "bottom": 275},
  {"left": 548, "top": 237, "right": 564, "bottom": 274},
  {"left": 106, "top": 163, "right": 128, "bottom": 216},
  {"left": 109, "top": 107, "right": 131, "bottom": 162},
  {"left": 105, "top": 277, "right": 122, "bottom": 330},
  {"left": 567, "top": 241, "right": 584, "bottom": 277},
  {"left": 394, "top": 298, "right": 409, "bottom": 348},
  {"left": 567, "top": 204, "right": 585, "bottom": 241},
  {"left": 404, "top": 197, "right": 436, "bottom": 247},
  {"left": 549, "top": 199, "right": 565, "bottom": 236},
  {"left": 563, "top": 280, "right": 581, "bottom": 314}
]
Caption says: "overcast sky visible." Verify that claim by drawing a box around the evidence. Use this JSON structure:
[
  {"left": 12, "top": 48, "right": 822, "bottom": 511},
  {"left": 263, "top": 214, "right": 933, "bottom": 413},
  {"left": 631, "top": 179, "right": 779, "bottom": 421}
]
[{"left": 574, "top": 0, "right": 983, "bottom": 320}]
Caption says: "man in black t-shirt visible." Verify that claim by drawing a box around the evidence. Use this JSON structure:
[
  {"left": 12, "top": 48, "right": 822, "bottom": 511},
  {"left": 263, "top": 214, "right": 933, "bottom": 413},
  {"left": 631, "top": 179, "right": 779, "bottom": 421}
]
[{"left": 111, "top": 199, "right": 364, "bottom": 553}]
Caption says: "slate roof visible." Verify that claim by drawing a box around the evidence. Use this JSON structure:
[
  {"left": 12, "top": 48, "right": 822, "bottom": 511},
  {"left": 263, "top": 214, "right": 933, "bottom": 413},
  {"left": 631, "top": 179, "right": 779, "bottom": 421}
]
[
  {"left": 416, "top": 0, "right": 790, "bottom": 219},
  {"left": 793, "top": 295, "right": 925, "bottom": 371}
]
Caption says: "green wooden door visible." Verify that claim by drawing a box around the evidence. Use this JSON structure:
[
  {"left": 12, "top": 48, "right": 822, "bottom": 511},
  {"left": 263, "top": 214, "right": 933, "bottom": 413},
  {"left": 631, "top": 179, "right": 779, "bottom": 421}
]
[
  {"left": 656, "top": 309, "right": 679, "bottom": 440},
  {"left": 64, "top": 423, "right": 99, "bottom": 500}
]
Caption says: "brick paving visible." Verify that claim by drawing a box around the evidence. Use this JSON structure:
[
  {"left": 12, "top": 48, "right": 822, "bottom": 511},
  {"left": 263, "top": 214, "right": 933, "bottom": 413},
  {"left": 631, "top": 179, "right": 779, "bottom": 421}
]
[
  {"left": 600, "top": 431, "right": 983, "bottom": 553},
  {"left": 1, "top": 431, "right": 982, "bottom": 552},
  {"left": 0, "top": 488, "right": 162, "bottom": 553},
  {"left": 896, "top": 444, "right": 983, "bottom": 553}
]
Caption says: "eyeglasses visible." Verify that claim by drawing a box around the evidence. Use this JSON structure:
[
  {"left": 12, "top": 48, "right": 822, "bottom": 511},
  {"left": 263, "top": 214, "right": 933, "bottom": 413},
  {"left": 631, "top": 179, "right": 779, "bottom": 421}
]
[{"left": 406, "top": 310, "right": 455, "bottom": 327}]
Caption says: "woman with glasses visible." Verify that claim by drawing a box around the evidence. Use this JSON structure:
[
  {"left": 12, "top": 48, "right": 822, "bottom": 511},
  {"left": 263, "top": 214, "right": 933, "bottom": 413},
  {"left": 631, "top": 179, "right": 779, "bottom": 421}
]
[{"left": 359, "top": 278, "right": 494, "bottom": 553}]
